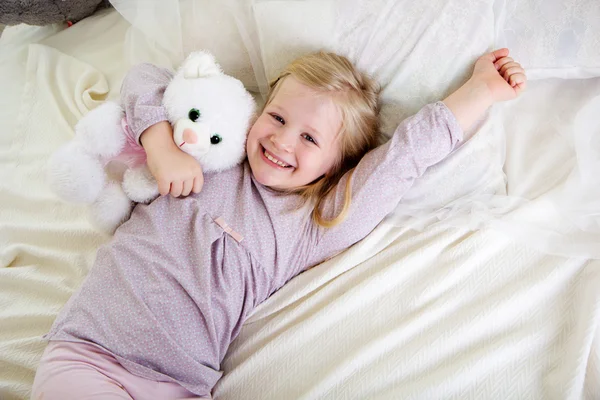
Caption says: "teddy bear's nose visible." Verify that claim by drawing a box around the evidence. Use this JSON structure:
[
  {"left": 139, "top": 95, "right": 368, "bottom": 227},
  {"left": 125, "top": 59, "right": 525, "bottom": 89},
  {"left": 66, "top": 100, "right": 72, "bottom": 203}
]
[{"left": 182, "top": 129, "right": 198, "bottom": 145}]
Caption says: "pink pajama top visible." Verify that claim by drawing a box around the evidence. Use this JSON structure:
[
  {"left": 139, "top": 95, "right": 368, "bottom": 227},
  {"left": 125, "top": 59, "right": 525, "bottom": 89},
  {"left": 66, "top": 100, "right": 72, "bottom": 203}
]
[{"left": 45, "top": 63, "right": 463, "bottom": 396}]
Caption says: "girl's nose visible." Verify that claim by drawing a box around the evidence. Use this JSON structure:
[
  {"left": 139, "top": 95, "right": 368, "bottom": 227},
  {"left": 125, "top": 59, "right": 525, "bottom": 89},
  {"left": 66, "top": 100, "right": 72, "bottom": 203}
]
[{"left": 270, "top": 133, "right": 294, "bottom": 152}]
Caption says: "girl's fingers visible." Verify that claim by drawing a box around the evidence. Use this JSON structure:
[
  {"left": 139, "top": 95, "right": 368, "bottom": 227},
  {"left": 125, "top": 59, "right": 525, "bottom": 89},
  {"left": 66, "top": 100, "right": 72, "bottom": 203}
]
[
  {"left": 489, "top": 48, "right": 510, "bottom": 62},
  {"left": 181, "top": 180, "right": 193, "bottom": 197},
  {"left": 170, "top": 181, "right": 183, "bottom": 197},
  {"left": 498, "top": 61, "right": 521, "bottom": 75},
  {"left": 192, "top": 176, "right": 204, "bottom": 194},
  {"left": 503, "top": 66, "right": 525, "bottom": 81},
  {"left": 513, "top": 80, "right": 527, "bottom": 94},
  {"left": 509, "top": 73, "right": 526, "bottom": 87},
  {"left": 158, "top": 179, "right": 170, "bottom": 196},
  {"left": 494, "top": 57, "right": 513, "bottom": 71},
  {"left": 478, "top": 48, "right": 509, "bottom": 64},
  {"left": 484, "top": 49, "right": 527, "bottom": 96}
]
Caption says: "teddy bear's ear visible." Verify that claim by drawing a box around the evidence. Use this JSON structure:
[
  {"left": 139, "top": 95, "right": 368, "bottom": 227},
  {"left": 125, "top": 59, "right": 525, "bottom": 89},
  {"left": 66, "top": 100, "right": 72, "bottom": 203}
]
[{"left": 181, "top": 51, "right": 223, "bottom": 79}]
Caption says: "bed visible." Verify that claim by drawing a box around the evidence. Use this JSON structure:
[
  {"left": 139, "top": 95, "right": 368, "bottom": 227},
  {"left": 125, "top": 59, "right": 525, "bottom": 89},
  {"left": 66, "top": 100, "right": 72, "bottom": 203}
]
[{"left": 1, "top": 0, "right": 599, "bottom": 399}]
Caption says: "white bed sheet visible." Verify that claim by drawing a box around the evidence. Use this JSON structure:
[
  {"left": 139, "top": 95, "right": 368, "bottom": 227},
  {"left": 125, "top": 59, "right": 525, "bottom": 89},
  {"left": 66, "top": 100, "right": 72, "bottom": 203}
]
[{"left": 1, "top": 3, "right": 599, "bottom": 400}]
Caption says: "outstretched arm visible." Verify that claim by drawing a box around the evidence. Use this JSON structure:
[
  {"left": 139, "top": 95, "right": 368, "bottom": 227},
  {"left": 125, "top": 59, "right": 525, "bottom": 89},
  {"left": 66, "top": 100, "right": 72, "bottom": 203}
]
[
  {"left": 310, "top": 49, "right": 527, "bottom": 266},
  {"left": 443, "top": 48, "right": 527, "bottom": 132}
]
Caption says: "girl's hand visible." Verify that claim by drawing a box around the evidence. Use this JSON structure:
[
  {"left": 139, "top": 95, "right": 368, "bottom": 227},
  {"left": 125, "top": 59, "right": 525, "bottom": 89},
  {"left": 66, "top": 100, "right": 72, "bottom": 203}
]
[
  {"left": 470, "top": 48, "right": 527, "bottom": 103},
  {"left": 140, "top": 121, "right": 204, "bottom": 197},
  {"left": 443, "top": 48, "right": 526, "bottom": 133}
]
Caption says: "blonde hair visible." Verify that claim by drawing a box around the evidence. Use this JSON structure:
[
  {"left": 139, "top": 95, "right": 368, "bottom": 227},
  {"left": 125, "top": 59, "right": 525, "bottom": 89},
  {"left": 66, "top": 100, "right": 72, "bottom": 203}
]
[{"left": 264, "top": 51, "right": 380, "bottom": 228}]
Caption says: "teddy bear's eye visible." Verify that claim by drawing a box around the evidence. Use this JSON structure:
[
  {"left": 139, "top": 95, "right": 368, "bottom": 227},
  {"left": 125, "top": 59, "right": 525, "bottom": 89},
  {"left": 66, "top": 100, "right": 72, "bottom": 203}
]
[
  {"left": 210, "top": 134, "right": 222, "bottom": 145},
  {"left": 188, "top": 108, "right": 201, "bottom": 122}
]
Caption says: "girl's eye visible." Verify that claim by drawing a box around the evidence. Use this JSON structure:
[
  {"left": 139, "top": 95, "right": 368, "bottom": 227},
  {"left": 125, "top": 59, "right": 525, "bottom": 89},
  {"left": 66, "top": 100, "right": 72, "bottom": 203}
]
[
  {"left": 302, "top": 133, "right": 317, "bottom": 145},
  {"left": 210, "top": 134, "right": 222, "bottom": 145},
  {"left": 189, "top": 108, "right": 201, "bottom": 122},
  {"left": 270, "top": 114, "right": 285, "bottom": 124}
]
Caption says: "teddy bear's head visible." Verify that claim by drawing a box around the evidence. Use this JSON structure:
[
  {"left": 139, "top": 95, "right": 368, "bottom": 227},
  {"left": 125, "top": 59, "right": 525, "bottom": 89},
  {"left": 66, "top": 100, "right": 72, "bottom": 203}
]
[{"left": 163, "top": 51, "right": 256, "bottom": 173}]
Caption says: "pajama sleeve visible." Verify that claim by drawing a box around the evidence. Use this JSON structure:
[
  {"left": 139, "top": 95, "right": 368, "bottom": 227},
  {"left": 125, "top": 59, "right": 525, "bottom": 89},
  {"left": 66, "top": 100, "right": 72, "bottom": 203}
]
[
  {"left": 120, "top": 63, "right": 174, "bottom": 144},
  {"left": 309, "top": 101, "right": 463, "bottom": 265}
]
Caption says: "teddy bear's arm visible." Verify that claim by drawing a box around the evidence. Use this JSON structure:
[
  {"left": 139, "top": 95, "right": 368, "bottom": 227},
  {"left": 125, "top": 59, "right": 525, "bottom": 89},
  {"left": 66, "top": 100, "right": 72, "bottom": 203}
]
[{"left": 122, "top": 165, "right": 160, "bottom": 203}]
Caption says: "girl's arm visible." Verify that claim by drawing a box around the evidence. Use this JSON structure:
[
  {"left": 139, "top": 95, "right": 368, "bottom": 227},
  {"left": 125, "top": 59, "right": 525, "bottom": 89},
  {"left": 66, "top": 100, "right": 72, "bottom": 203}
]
[
  {"left": 443, "top": 48, "right": 526, "bottom": 132},
  {"left": 309, "top": 101, "right": 462, "bottom": 265},
  {"left": 309, "top": 49, "right": 526, "bottom": 266},
  {"left": 121, "top": 63, "right": 204, "bottom": 197}
]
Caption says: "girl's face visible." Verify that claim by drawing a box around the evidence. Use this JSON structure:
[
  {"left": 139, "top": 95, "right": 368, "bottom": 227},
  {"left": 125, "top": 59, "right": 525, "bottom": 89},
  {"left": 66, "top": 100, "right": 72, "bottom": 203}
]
[{"left": 247, "top": 77, "right": 342, "bottom": 190}]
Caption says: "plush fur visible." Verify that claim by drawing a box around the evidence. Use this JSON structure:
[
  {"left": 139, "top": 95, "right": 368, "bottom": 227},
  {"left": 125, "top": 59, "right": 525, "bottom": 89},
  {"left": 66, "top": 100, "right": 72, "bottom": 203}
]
[
  {"left": 163, "top": 52, "right": 255, "bottom": 172},
  {"left": 91, "top": 181, "right": 132, "bottom": 233},
  {"left": 47, "top": 141, "right": 106, "bottom": 203},
  {"left": 0, "top": 0, "right": 108, "bottom": 26},
  {"left": 47, "top": 51, "right": 256, "bottom": 233}
]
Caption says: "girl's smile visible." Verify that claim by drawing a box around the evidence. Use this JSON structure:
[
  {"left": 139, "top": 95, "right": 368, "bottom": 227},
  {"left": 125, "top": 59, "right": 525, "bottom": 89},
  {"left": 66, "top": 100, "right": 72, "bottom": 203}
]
[
  {"left": 260, "top": 145, "right": 295, "bottom": 169},
  {"left": 246, "top": 77, "right": 342, "bottom": 190}
]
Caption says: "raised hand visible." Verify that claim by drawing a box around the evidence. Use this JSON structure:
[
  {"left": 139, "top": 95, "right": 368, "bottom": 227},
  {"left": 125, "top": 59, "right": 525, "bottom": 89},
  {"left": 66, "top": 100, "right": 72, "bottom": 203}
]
[{"left": 471, "top": 48, "right": 527, "bottom": 102}]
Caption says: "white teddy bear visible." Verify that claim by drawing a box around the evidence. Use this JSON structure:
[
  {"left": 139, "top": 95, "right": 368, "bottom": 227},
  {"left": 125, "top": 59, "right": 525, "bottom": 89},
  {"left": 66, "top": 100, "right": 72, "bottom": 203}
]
[{"left": 48, "top": 51, "right": 256, "bottom": 233}]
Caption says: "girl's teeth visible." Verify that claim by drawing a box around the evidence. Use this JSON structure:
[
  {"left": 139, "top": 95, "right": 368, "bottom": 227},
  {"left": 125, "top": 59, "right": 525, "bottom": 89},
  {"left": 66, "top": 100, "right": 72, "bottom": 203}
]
[{"left": 264, "top": 149, "right": 289, "bottom": 167}]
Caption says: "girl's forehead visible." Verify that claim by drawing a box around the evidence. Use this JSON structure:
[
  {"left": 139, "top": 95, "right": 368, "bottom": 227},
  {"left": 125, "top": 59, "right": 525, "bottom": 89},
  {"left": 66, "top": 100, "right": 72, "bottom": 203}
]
[
  {"left": 271, "top": 77, "right": 342, "bottom": 140},
  {"left": 276, "top": 76, "right": 320, "bottom": 98}
]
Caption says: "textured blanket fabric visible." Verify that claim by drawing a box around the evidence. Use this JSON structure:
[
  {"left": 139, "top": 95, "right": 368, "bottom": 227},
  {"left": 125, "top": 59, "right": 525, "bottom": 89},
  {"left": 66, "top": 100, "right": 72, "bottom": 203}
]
[{"left": 0, "top": 43, "right": 110, "bottom": 400}]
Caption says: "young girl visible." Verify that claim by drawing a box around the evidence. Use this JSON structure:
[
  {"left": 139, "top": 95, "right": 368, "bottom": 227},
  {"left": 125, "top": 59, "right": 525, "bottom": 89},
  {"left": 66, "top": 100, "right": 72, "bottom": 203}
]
[{"left": 32, "top": 48, "right": 526, "bottom": 399}]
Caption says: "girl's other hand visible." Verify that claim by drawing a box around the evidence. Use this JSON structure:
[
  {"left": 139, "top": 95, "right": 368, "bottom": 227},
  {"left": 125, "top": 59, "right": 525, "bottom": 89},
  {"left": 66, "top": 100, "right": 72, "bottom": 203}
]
[
  {"left": 140, "top": 121, "right": 204, "bottom": 197},
  {"left": 470, "top": 48, "right": 527, "bottom": 103}
]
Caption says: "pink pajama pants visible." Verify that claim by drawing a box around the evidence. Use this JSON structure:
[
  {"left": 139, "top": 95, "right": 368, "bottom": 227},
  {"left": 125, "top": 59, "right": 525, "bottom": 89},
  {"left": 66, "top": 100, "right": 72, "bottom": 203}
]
[{"left": 31, "top": 341, "right": 210, "bottom": 400}]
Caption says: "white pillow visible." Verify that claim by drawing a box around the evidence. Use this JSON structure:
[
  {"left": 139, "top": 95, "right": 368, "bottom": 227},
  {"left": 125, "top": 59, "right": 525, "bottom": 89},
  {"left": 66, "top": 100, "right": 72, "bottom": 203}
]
[
  {"left": 252, "top": 0, "right": 336, "bottom": 83},
  {"left": 495, "top": 0, "right": 600, "bottom": 79}
]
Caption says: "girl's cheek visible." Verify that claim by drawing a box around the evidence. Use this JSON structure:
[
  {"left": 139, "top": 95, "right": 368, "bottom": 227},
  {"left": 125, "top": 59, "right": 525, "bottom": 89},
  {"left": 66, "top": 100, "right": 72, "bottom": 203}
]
[{"left": 255, "top": 118, "right": 270, "bottom": 133}]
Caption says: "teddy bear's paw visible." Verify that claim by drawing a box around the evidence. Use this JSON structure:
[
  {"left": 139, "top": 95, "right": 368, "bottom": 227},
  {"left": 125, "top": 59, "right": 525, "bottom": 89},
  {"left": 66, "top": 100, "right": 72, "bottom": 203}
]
[
  {"left": 123, "top": 166, "right": 160, "bottom": 203},
  {"left": 91, "top": 182, "right": 133, "bottom": 234},
  {"left": 182, "top": 51, "right": 222, "bottom": 79},
  {"left": 47, "top": 142, "right": 106, "bottom": 203},
  {"left": 75, "top": 102, "right": 126, "bottom": 158}
]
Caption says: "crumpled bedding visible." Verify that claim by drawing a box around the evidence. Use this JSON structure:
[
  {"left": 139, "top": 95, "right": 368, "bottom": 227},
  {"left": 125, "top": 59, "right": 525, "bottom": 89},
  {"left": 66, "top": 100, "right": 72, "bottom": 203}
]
[{"left": 1, "top": 1, "right": 599, "bottom": 399}]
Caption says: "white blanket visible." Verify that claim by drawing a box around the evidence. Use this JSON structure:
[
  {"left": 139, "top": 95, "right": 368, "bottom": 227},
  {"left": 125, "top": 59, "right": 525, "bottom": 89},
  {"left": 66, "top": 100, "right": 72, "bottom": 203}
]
[
  {"left": 1, "top": 2, "right": 600, "bottom": 399},
  {"left": 0, "top": 45, "right": 109, "bottom": 400},
  {"left": 221, "top": 223, "right": 600, "bottom": 399}
]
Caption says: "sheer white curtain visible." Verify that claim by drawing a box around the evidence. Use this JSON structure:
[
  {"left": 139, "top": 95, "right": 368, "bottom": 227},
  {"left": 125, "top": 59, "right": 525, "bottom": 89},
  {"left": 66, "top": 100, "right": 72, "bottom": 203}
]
[{"left": 110, "top": 0, "right": 269, "bottom": 95}]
